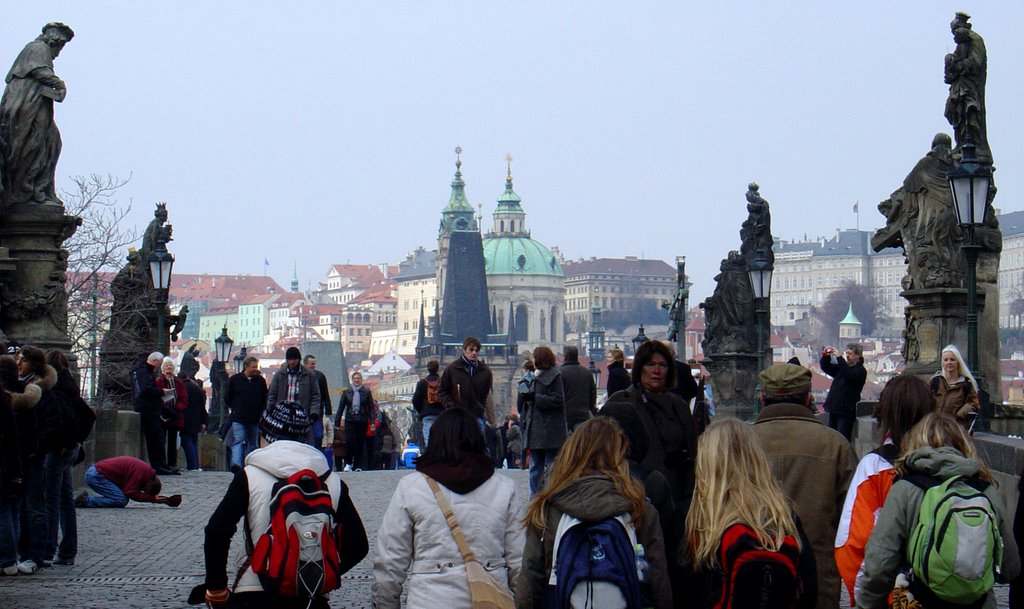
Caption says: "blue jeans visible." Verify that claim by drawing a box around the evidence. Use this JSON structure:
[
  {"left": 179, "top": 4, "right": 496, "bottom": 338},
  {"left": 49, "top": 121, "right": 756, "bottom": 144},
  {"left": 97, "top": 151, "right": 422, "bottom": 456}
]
[
  {"left": 84, "top": 465, "right": 128, "bottom": 508},
  {"left": 0, "top": 494, "right": 19, "bottom": 568},
  {"left": 181, "top": 432, "right": 200, "bottom": 470},
  {"left": 528, "top": 448, "right": 555, "bottom": 496},
  {"left": 421, "top": 415, "right": 437, "bottom": 448},
  {"left": 43, "top": 449, "right": 77, "bottom": 561},
  {"left": 231, "top": 422, "right": 260, "bottom": 468},
  {"left": 312, "top": 418, "right": 324, "bottom": 448}
]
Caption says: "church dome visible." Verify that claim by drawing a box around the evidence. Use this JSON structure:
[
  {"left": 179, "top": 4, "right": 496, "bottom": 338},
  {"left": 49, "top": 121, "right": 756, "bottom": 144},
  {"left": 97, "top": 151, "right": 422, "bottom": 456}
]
[{"left": 483, "top": 236, "right": 563, "bottom": 277}]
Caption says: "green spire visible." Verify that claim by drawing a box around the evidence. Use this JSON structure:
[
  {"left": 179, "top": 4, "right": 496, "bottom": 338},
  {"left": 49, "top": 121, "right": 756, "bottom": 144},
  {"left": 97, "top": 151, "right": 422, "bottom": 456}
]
[
  {"left": 840, "top": 303, "right": 862, "bottom": 325},
  {"left": 440, "top": 146, "right": 477, "bottom": 234},
  {"left": 495, "top": 153, "right": 523, "bottom": 212}
]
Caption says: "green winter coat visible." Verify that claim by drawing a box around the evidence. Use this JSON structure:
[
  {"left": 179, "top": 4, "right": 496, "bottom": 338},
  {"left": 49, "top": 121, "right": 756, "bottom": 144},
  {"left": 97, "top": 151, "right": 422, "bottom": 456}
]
[{"left": 857, "top": 446, "right": 1020, "bottom": 609}]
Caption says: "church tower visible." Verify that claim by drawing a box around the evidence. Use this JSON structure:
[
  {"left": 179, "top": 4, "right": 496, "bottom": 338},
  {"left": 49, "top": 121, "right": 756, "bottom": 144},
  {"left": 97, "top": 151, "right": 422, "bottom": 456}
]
[{"left": 436, "top": 147, "right": 478, "bottom": 311}]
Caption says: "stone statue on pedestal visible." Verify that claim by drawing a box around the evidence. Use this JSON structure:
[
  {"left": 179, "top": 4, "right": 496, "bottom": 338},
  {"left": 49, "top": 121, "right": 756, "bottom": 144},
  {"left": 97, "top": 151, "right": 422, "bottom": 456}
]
[
  {"left": 945, "top": 12, "right": 990, "bottom": 163},
  {"left": 0, "top": 23, "right": 74, "bottom": 207}
]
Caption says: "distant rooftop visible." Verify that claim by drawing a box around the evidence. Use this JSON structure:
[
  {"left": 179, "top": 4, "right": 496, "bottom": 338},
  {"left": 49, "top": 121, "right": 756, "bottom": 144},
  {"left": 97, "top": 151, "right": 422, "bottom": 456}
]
[
  {"left": 563, "top": 257, "right": 675, "bottom": 277},
  {"left": 774, "top": 229, "right": 901, "bottom": 258}
]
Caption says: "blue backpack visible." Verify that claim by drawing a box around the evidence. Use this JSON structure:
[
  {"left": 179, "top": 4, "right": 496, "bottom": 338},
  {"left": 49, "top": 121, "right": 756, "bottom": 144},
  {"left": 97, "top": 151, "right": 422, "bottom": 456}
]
[{"left": 546, "top": 514, "right": 644, "bottom": 609}]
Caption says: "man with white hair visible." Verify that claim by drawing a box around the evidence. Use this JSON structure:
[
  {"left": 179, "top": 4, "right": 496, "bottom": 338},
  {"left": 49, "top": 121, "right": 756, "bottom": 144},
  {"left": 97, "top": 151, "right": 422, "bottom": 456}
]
[{"left": 132, "top": 351, "right": 176, "bottom": 474}]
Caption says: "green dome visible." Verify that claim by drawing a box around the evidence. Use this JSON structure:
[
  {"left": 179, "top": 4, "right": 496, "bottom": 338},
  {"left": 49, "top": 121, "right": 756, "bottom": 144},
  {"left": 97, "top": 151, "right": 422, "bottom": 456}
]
[{"left": 483, "top": 236, "right": 563, "bottom": 277}]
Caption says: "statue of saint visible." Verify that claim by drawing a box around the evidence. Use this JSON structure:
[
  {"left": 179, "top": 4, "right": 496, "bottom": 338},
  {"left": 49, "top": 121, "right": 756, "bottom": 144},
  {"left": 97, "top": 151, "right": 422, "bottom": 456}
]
[
  {"left": 701, "top": 251, "right": 754, "bottom": 355},
  {"left": 739, "top": 182, "right": 774, "bottom": 265},
  {"left": 0, "top": 23, "right": 74, "bottom": 207},
  {"left": 944, "top": 12, "right": 989, "bottom": 162},
  {"left": 873, "top": 133, "right": 962, "bottom": 289}
]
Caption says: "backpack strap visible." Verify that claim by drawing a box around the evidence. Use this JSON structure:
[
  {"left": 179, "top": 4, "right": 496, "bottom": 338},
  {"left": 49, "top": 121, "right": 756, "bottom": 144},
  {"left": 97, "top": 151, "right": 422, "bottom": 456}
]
[{"left": 423, "top": 474, "right": 479, "bottom": 564}]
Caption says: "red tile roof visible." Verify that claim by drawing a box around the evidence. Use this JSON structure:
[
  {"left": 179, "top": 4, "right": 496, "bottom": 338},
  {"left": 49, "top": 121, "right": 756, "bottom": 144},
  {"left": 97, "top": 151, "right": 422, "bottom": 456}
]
[{"left": 169, "top": 274, "right": 285, "bottom": 302}]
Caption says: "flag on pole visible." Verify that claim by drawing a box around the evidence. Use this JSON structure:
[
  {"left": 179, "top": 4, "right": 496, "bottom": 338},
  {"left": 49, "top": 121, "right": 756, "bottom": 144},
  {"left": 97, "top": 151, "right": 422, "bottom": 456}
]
[{"left": 853, "top": 201, "right": 859, "bottom": 213}]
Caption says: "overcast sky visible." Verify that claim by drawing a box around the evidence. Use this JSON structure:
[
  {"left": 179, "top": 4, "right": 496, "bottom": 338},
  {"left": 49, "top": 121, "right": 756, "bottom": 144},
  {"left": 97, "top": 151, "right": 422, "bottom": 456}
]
[{"left": 4, "top": 2, "right": 1022, "bottom": 302}]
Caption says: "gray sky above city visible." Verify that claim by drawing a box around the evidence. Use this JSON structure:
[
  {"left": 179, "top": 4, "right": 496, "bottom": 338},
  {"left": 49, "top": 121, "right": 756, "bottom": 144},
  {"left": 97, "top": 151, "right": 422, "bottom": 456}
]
[{"left": 4, "top": 2, "right": 1023, "bottom": 302}]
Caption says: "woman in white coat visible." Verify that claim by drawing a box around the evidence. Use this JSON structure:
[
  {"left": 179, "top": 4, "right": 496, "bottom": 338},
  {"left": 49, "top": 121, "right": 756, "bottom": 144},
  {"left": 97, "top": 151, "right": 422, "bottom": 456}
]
[{"left": 372, "top": 408, "right": 524, "bottom": 608}]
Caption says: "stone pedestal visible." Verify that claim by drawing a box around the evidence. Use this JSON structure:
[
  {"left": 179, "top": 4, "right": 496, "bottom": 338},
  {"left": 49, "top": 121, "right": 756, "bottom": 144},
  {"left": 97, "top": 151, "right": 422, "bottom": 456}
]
[
  {"left": 704, "top": 352, "right": 759, "bottom": 421},
  {"left": 199, "top": 433, "right": 227, "bottom": 472},
  {"left": 901, "top": 287, "right": 999, "bottom": 401},
  {"left": 0, "top": 207, "right": 78, "bottom": 350}
]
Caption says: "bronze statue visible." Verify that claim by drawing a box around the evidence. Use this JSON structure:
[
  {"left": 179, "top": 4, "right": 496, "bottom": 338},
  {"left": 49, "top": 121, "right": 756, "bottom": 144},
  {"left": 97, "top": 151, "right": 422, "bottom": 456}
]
[
  {"left": 944, "top": 12, "right": 989, "bottom": 162},
  {"left": 0, "top": 22, "right": 74, "bottom": 207}
]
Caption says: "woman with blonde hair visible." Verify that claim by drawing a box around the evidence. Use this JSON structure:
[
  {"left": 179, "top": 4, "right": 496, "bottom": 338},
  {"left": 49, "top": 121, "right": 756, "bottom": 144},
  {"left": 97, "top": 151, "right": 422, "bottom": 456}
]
[
  {"left": 930, "top": 344, "right": 979, "bottom": 423},
  {"left": 858, "top": 414, "right": 1019, "bottom": 609},
  {"left": 684, "top": 417, "right": 816, "bottom": 609},
  {"left": 517, "top": 416, "right": 672, "bottom": 609}
]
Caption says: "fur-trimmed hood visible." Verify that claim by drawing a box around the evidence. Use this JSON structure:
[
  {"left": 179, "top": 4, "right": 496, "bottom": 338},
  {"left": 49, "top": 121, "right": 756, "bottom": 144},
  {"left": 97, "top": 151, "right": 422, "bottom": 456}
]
[{"left": 9, "top": 364, "right": 57, "bottom": 410}]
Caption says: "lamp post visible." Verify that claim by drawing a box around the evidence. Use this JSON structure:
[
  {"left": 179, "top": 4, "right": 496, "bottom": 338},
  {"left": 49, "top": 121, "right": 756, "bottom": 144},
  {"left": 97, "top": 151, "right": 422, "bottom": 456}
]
[
  {"left": 208, "top": 326, "right": 234, "bottom": 435},
  {"left": 748, "top": 248, "right": 774, "bottom": 406},
  {"left": 632, "top": 324, "right": 649, "bottom": 355},
  {"left": 148, "top": 239, "right": 175, "bottom": 355},
  {"left": 234, "top": 345, "right": 247, "bottom": 375},
  {"left": 948, "top": 137, "right": 992, "bottom": 429}
]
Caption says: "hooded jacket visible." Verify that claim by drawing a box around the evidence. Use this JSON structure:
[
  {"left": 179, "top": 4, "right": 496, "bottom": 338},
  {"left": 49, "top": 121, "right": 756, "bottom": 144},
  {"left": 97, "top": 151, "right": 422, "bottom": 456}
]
[
  {"left": 372, "top": 466, "right": 524, "bottom": 609},
  {"left": 202, "top": 440, "right": 368, "bottom": 596},
  {"left": 857, "top": 446, "right": 1020, "bottom": 609},
  {"left": 524, "top": 367, "right": 567, "bottom": 450},
  {"left": 517, "top": 475, "right": 673, "bottom": 609}
]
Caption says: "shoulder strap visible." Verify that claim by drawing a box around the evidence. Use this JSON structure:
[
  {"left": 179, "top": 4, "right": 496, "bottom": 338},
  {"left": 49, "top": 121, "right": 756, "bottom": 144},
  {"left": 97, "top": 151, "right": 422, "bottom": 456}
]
[
  {"left": 423, "top": 474, "right": 478, "bottom": 564},
  {"left": 902, "top": 473, "right": 941, "bottom": 490}
]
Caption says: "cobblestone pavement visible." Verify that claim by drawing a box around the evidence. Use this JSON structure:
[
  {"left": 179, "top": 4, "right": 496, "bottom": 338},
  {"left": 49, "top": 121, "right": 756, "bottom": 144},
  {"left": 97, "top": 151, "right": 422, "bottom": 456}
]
[
  {"left": 0, "top": 467, "right": 1011, "bottom": 608},
  {"left": 0, "top": 469, "right": 530, "bottom": 609}
]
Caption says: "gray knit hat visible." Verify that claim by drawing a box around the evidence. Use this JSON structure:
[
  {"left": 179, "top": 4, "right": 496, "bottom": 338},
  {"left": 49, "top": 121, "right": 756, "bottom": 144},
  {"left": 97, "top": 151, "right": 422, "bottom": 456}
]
[{"left": 259, "top": 401, "right": 310, "bottom": 443}]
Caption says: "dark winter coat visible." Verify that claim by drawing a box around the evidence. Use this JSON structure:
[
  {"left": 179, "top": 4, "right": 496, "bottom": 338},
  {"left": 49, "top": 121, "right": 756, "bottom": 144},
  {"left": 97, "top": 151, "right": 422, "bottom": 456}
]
[
  {"left": 181, "top": 377, "right": 208, "bottom": 434},
  {"left": 131, "top": 360, "right": 162, "bottom": 413},
  {"left": 53, "top": 367, "right": 94, "bottom": 445},
  {"left": 336, "top": 384, "right": 375, "bottom": 424},
  {"left": 225, "top": 372, "right": 268, "bottom": 425},
  {"left": 411, "top": 373, "right": 443, "bottom": 418},
  {"left": 670, "top": 360, "right": 700, "bottom": 403},
  {"left": 820, "top": 355, "right": 867, "bottom": 417},
  {"left": 266, "top": 364, "right": 321, "bottom": 417},
  {"left": 524, "top": 367, "right": 567, "bottom": 451},
  {"left": 606, "top": 360, "right": 632, "bottom": 397},
  {"left": 437, "top": 357, "right": 493, "bottom": 423},
  {"left": 31, "top": 365, "right": 75, "bottom": 453},
  {"left": 0, "top": 391, "right": 22, "bottom": 493},
  {"left": 602, "top": 385, "right": 697, "bottom": 504},
  {"left": 311, "top": 368, "right": 332, "bottom": 417},
  {"left": 559, "top": 360, "right": 596, "bottom": 428},
  {"left": 9, "top": 377, "right": 39, "bottom": 461}
]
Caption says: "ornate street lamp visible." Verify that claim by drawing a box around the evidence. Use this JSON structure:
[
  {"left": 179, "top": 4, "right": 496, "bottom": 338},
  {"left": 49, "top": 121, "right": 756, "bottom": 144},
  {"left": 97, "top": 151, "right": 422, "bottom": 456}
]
[
  {"left": 631, "top": 324, "right": 649, "bottom": 355},
  {"left": 748, "top": 248, "right": 774, "bottom": 411},
  {"left": 148, "top": 239, "right": 175, "bottom": 354},
  {"left": 208, "top": 327, "right": 234, "bottom": 439},
  {"left": 948, "top": 137, "right": 992, "bottom": 429},
  {"left": 234, "top": 345, "right": 247, "bottom": 375}
]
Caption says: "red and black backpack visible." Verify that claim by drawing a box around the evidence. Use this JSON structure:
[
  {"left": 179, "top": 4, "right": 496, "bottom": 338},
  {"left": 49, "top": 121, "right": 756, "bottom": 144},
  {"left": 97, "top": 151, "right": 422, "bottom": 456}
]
[
  {"left": 247, "top": 469, "right": 343, "bottom": 599},
  {"left": 714, "top": 523, "right": 803, "bottom": 609}
]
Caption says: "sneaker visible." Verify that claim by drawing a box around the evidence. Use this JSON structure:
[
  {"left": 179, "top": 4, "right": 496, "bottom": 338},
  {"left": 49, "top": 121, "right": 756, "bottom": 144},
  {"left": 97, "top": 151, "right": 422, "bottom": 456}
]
[
  {"left": 53, "top": 557, "right": 74, "bottom": 566},
  {"left": 75, "top": 492, "right": 89, "bottom": 507},
  {"left": 17, "top": 560, "right": 38, "bottom": 574},
  {"left": 41, "top": 559, "right": 53, "bottom": 568},
  {"left": 0, "top": 564, "right": 17, "bottom": 576},
  {"left": 343, "top": 464, "right": 352, "bottom": 472}
]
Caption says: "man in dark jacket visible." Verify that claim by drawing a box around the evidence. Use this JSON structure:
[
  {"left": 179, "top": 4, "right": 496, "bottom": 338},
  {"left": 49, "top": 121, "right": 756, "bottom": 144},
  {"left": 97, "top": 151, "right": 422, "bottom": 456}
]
[
  {"left": 266, "top": 347, "right": 320, "bottom": 446},
  {"left": 225, "top": 355, "right": 268, "bottom": 471},
  {"left": 559, "top": 346, "right": 595, "bottom": 431},
  {"left": 660, "top": 341, "right": 700, "bottom": 404},
  {"left": 411, "top": 360, "right": 443, "bottom": 447},
  {"left": 179, "top": 369, "right": 208, "bottom": 472},
  {"left": 820, "top": 343, "right": 867, "bottom": 441},
  {"left": 335, "top": 372, "right": 375, "bottom": 471},
  {"left": 437, "top": 337, "right": 493, "bottom": 433},
  {"left": 132, "top": 352, "right": 172, "bottom": 474}
]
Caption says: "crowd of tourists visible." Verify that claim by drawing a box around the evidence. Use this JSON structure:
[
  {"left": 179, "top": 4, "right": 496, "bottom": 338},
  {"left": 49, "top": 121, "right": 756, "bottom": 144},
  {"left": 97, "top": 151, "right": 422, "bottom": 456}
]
[{"left": 2, "top": 334, "right": 1020, "bottom": 609}]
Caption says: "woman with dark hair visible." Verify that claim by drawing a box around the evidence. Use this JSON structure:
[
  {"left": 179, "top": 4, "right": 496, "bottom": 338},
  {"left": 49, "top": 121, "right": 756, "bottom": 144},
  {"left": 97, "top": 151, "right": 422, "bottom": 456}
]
[
  {"left": 521, "top": 345, "right": 567, "bottom": 496},
  {"left": 373, "top": 408, "right": 523, "bottom": 608},
  {"left": 12, "top": 345, "right": 72, "bottom": 573},
  {"left": 43, "top": 348, "right": 91, "bottom": 566},
  {"left": 605, "top": 347, "right": 631, "bottom": 398},
  {"left": 835, "top": 375, "right": 934, "bottom": 605},
  {"left": 600, "top": 340, "right": 697, "bottom": 506}
]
